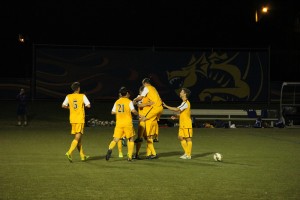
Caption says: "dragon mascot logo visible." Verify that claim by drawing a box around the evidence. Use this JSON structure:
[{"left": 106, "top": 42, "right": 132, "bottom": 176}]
[{"left": 167, "top": 51, "right": 264, "bottom": 102}]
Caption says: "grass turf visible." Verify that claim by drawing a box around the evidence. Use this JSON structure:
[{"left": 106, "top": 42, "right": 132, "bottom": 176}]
[{"left": 1, "top": 121, "right": 300, "bottom": 200}]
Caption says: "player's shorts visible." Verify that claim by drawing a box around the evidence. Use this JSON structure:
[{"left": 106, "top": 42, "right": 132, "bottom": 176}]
[
  {"left": 71, "top": 123, "right": 84, "bottom": 134},
  {"left": 145, "top": 117, "right": 158, "bottom": 137},
  {"left": 144, "top": 105, "right": 163, "bottom": 121},
  {"left": 113, "top": 126, "right": 135, "bottom": 139},
  {"left": 150, "top": 120, "right": 158, "bottom": 135},
  {"left": 178, "top": 128, "right": 193, "bottom": 138}
]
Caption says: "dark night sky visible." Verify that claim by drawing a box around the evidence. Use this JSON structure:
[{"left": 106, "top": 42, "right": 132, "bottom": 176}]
[{"left": 1, "top": 0, "right": 299, "bottom": 81}]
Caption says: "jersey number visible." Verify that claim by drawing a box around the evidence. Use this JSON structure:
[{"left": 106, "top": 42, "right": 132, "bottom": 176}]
[
  {"left": 117, "top": 104, "right": 124, "bottom": 112},
  {"left": 73, "top": 100, "right": 78, "bottom": 110}
]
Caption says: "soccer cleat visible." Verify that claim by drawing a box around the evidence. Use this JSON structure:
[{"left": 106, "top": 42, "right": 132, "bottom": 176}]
[
  {"left": 186, "top": 156, "right": 192, "bottom": 159},
  {"left": 153, "top": 138, "right": 159, "bottom": 142},
  {"left": 119, "top": 152, "right": 123, "bottom": 158},
  {"left": 134, "top": 138, "right": 143, "bottom": 143},
  {"left": 65, "top": 152, "right": 73, "bottom": 163},
  {"left": 133, "top": 154, "right": 142, "bottom": 160},
  {"left": 180, "top": 154, "right": 187, "bottom": 159},
  {"left": 127, "top": 158, "right": 133, "bottom": 162},
  {"left": 81, "top": 155, "right": 90, "bottom": 161},
  {"left": 106, "top": 149, "right": 112, "bottom": 161},
  {"left": 146, "top": 154, "right": 158, "bottom": 159},
  {"left": 180, "top": 154, "right": 191, "bottom": 159}
]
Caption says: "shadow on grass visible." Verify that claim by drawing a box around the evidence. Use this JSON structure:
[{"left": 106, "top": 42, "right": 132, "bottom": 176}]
[
  {"left": 156, "top": 151, "right": 182, "bottom": 158},
  {"left": 86, "top": 155, "right": 106, "bottom": 161},
  {"left": 192, "top": 152, "right": 215, "bottom": 159}
]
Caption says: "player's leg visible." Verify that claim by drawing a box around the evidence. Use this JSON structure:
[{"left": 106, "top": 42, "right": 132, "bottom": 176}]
[
  {"left": 185, "top": 137, "right": 192, "bottom": 159},
  {"left": 145, "top": 119, "right": 157, "bottom": 159},
  {"left": 118, "top": 139, "right": 123, "bottom": 158},
  {"left": 185, "top": 128, "right": 193, "bottom": 159},
  {"left": 134, "top": 122, "right": 145, "bottom": 158},
  {"left": 141, "top": 106, "right": 163, "bottom": 122},
  {"left": 66, "top": 124, "right": 83, "bottom": 162},
  {"left": 106, "top": 127, "right": 123, "bottom": 160},
  {"left": 17, "top": 106, "right": 22, "bottom": 126},
  {"left": 125, "top": 126, "right": 135, "bottom": 161},
  {"left": 178, "top": 128, "right": 188, "bottom": 159},
  {"left": 152, "top": 120, "right": 159, "bottom": 142},
  {"left": 77, "top": 137, "right": 89, "bottom": 161}
]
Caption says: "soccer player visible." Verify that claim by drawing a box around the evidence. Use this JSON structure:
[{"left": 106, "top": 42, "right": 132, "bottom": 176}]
[
  {"left": 134, "top": 85, "right": 154, "bottom": 159},
  {"left": 16, "top": 88, "right": 28, "bottom": 126},
  {"left": 106, "top": 87, "right": 139, "bottom": 161},
  {"left": 62, "top": 82, "right": 91, "bottom": 162},
  {"left": 133, "top": 78, "right": 163, "bottom": 159},
  {"left": 163, "top": 88, "right": 193, "bottom": 159}
]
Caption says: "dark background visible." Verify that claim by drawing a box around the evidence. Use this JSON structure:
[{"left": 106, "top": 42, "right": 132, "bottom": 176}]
[{"left": 1, "top": 0, "right": 299, "bottom": 81}]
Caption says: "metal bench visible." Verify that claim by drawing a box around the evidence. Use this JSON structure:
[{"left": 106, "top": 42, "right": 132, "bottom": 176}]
[{"left": 160, "top": 109, "right": 278, "bottom": 127}]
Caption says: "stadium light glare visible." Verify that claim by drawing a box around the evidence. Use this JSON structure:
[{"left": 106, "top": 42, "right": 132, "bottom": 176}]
[
  {"left": 18, "top": 34, "right": 25, "bottom": 43},
  {"left": 255, "top": 5, "right": 270, "bottom": 23}
]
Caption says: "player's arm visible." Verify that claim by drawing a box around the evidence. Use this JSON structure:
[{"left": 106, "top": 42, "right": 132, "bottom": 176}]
[
  {"left": 111, "top": 104, "right": 116, "bottom": 115},
  {"left": 83, "top": 95, "right": 91, "bottom": 108},
  {"left": 62, "top": 96, "right": 69, "bottom": 109},
  {"left": 163, "top": 102, "right": 181, "bottom": 119},
  {"left": 162, "top": 102, "right": 180, "bottom": 112},
  {"left": 130, "top": 101, "right": 139, "bottom": 116},
  {"left": 137, "top": 100, "right": 154, "bottom": 108},
  {"left": 133, "top": 87, "right": 149, "bottom": 104},
  {"left": 133, "top": 95, "right": 143, "bottom": 105}
]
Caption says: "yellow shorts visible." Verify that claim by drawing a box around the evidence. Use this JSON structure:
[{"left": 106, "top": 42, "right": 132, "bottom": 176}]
[
  {"left": 178, "top": 128, "right": 193, "bottom": 138},
  {"left": 113, "top": 126, "right": 135, "bottom": 139},
  {"left": 71, "top": 123, "right": 84, "bottom": 134},
  {"left": 150, "top": 120, "right": 158, "bottom": 135},
  {"left": 145, "top": 118, "right": 159, "bottom": 136},
  {"left": 145, "top": 105, "right": 163, "bottom": 121}
]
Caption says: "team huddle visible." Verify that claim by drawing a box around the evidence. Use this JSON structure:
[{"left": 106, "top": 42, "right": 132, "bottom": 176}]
[{"left": 62, "top": 78, "right": 193, "bottom": 162}]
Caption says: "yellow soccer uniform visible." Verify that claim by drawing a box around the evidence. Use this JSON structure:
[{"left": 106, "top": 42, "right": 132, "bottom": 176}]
[
  {"left": 62, "top": 93, "right": 90, "bottom": 134},
  {"left": 112, "top": 97, "right": 136, "bottom": 139},
  {"left": 178, "top": 100, "right": 193, "bottom": 138},
  {"left": 137, "top": 96, "right": 151, "bottom": 138},
  {"left": 63, "top": 89, "right": 91, "bottom": 161},
  {"left": 141, "top": 85, "right": 163, "bottom": 122}
]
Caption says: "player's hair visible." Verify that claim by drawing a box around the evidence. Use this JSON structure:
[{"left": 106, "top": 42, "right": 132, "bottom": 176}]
[
  {"left": 182, "top": 88, "right": 191, "bottom": 98},
  {"left": 119, "top": 86, "right": 129, "bottom": 96},
  {"left": 142, "top": 78, "right": 151, "bottom": 85},
  {"left": 71, "top": 82, "right": 80, "bottom": 91}
]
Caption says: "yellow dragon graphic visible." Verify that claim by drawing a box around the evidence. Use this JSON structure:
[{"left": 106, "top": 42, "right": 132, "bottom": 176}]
[{"left": 167, "top": 52, "right": 252, "bottom": 101}]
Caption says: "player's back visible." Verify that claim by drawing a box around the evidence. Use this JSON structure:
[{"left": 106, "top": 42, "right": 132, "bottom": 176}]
[
  {"left": 115, "top": 97, "right": 133, "bottom": 127},
  {"left": 67, "top": 93, "right": 85, "bottom": 123},
  {"left": 146, "top": 85, "right": 162, "bottom": 107}
]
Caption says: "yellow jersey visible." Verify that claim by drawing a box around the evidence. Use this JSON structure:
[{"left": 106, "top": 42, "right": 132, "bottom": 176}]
[
  {"left": 64, "top": 93, "right": 89, "bottom": 123},
  {"left": 179, "top": 100, "right": 192, "bottom": 128},
  {"left": 143, "top": 85, "right": 162, "bottom": 107},
  {"left": 113, "top": 97, "right": 135, "bottom": 127}
]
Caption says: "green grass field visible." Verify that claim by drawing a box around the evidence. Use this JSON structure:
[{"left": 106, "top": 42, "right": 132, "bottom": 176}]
[
  {"left": 1, "top": 123, "right": 300, "bottom": 200},
  {"left": 1, "top": 101, "right": 300, "bottom": 199}
]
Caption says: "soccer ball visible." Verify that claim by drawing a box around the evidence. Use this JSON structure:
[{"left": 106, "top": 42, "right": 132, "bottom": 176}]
[{"left": 213, "top": 153, "right": 223, "bottom": 162}]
